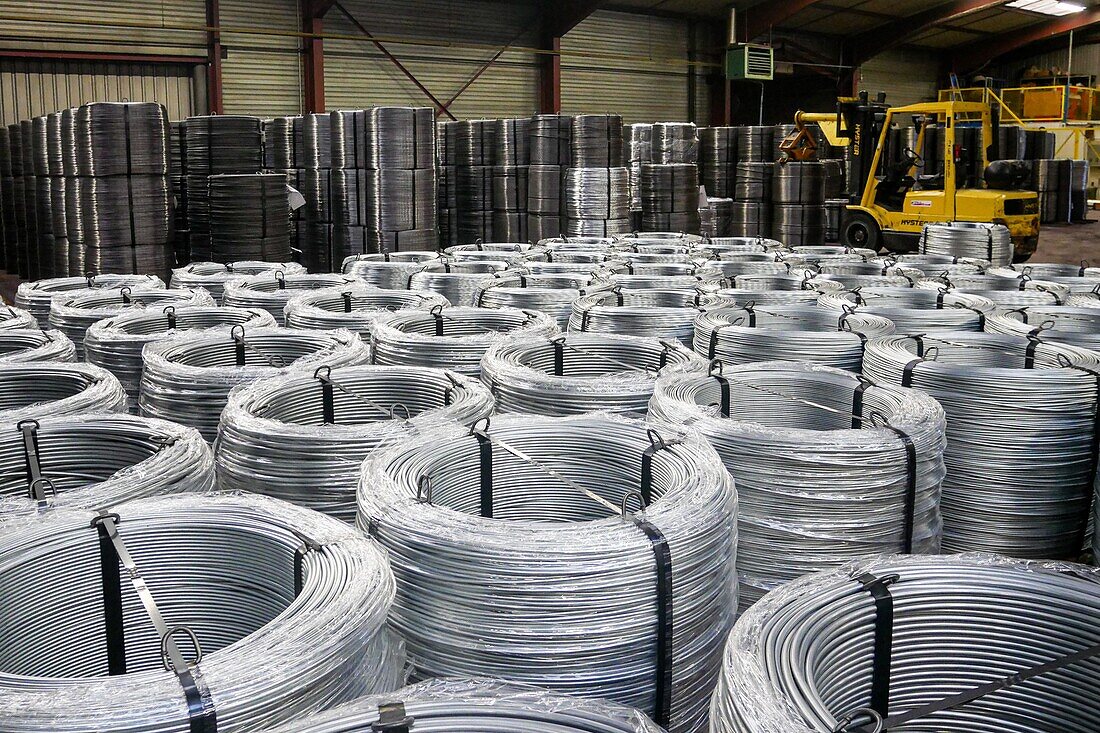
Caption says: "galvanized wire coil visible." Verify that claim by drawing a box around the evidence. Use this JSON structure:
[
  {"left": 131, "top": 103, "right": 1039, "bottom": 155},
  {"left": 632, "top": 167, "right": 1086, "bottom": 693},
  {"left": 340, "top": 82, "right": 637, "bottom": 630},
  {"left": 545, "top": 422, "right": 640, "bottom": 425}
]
[
  {"left": 735, "top": 126, "right": 773, "bottom": 162},
  {"left": 356, "top": 413, "right": 737, "bottom": 733},
  {"left": 771, "top": 204, "right": 826, "bottom": 246},
  {"left": 649, "top": 360, "right": 945, "bottom": 609},
  {"left": 207, "top": 173, "right": 293, "bottom": 263},
  {"left": 811, "top": 272, "right": 915, "bottom": 290},
  {"left": 217, "top": 365, "right": 494, "bottom": 522},
  {"left": 73, "top": 102, "right": 170, "bottom": 176},
  {"left": 914, "top": 277, "right": 1067, "bottom": 308},
  {"left": 482, "top": 332, "right": 704, "bottom": 416},
  {"left": 732, "top": 162, "right": 772, "bottom": 203},
  {"left": 701, "top": 236, "right": 783, "bottom": 254},
  {"left": 710, "top": 554, "right": 1100, "bottom": 733},
  {"left": 712, "top": 287, "right": 820, "bottom": 307},
  {"left": 862, "top": 332, "right": 1100, "bottom": 558},
  {"left": 264, "top": 678, "right": 663, "bottom": 733},
  {"left": 732, "top": 272, "right": 841, "bottom": 292},
  {"left": 990, "top": 262, "right": 1098, "bottom": 279},
  {"left": 528, "top": 164, "right": 562, "bottom": 215},
  {"left": 571, "top": 114, "right": 624, "bottom": 167},
  {"left": 695, "top": 305, "right": 895, "bottom": 370},
  {"left": 141, "top": 326, "right": 370, "bottom": 441},
  {"left": 0, "top": 412, "right": 212, "bottom": 520},
  {"left": 341, "top": 251, "right": 441, "bottom": 289},
  {"left": 475, "top": 273, "right": 607, "bottom": 328},
  {"left": 772, "top": 161, "right": 825, "bottom": 204},
  {"left": 222, "top": 273, "right": 358, "bottom": 325},
  {"left": 531, "top": 114, "right": 573, "bottom": 166},
  {"left": 302, "top": 112, "right": 332, "bottom": 169},
  {"left": 701, "top": 196, "right": 733, "bottom": 238},
  {"left": 85, "top": 305, "right": 277, "bottom": 408},
  {"left": 0, "top": 362, "right": 127, "bottom": 421},
  {"left": 454, "top": 120, "right": 497, "bottom": 167},
  {"left": 493, "top": 118, "right": 531, "bottom": 167},
  {"left": 984, "top": 305, "right": 1100, "bottom": 350},
  {"left": 651, "top": 122, "right": 698, "bottom": 164},
  {"left": 0, "top": 329, "right": 76, "bottom": 363},
  {"left": 726, "top": 202, "right": 770, "bottom": 238},
  {"left": 264, "top": 115, "right": 301, "bottom": 171},
  {"left": 698, "top": 256, "right": 787, "bottom": 281},
  {"left": 0, "top": 491, "right": 403, "bottom": 732},
  {"left": 563, "top": 167, "right": 630, "bottom": 220},
  {"left": 169, "top": 260, "right": 304, "bottom": 303},
  {"left": 817, "top": 287, "right": 993, "bottom": 334},
  {"left": 0, "top": 306, "right": 40, "bottom": 331},
  {"left": 700, "top": 127, "right": 737, "bottom": 198},
  {"left": 606, "top": 272, "right": 724, "bottom": 291},
  {"left": 941, "top": 272, "right": 1070, "bottom": 298},
  {"left": 639, "top": 163, "right": 699, "bottom": 222},
  {"left": 887, "top": 254, "right": 986, "bottom": 278},
  {"left": 624, "top": 123, "right": 653, "bottom": 166},
  {"left": 284, "top": 285, "right": 449, "bottom": 338},
  {"left": 408, "top": 261, "right": 509, "bottom": 307},
  {"left": 362, "top": 107, "right": 435, "bottom": 170},
  {"left": 919, "top": 221, "right": 1013, "bottom": 266},
  {"left": 569, "top": 289, "right": 728, "bottom": 346},
  {"left": 181, "top": 114, "right": 264, "bottom": 176}
]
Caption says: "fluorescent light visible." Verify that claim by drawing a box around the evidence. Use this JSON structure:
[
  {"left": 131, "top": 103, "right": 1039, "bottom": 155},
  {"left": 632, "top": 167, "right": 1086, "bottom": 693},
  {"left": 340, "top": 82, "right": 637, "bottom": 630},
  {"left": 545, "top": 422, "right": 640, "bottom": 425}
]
[{"left": 1007, "top": 0, "right": 1087, "bottom": 16}]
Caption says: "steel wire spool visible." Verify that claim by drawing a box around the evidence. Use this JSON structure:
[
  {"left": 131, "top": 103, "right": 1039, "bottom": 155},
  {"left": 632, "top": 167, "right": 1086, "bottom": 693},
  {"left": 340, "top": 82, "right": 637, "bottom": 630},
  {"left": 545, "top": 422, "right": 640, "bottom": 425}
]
[
  {"left": 169, "top": 260, "right": 304, "bottom": 303},
  {"left": 302, "top": 112, "right": 332, "bottom": 169},
  {"left": 16, "top": 273, "right": 164, "bottom": 327},
  {"left": 0, "top": 362, "right": 127, "bottom": 421},
  {"left": 788, "top": 244, "right": 877, "bottom": 258},
  {"left": 772, "top": 161, "right": 825, "bottom": 204},
  {"left": 29, "top": 116, "right": 54, "bottom": 279},
  {"left": 341, "top": 251, "right": 442, "bottom": 290},
  {"left": 890, "top": 253, "right": 987, "bottom": 277},
  {"left": 540, "top": 235, "right": 616, "bottom": 249},
  {"left": 356, "top": 413, "right": 737, "bottom": 733},
  {"left": 639, "top": 163, "right": 700, "bottom": 233},
  {"left": 811, "top": 272, "right": 916, "bottom": 290},
  {"left": 802, "top": 258, "right": 886, "bottom": 276},
  {"left": 862, "top": 332, "right": 1100, "bottom": 557},
  {"left": 710, "top": 554, "right": 1100, "bottom": 733},
  {"left": 571, "top": 114, "right": 624, "bottom": 167},
  {"left": 712, "top": 287, "right": 819, "bottom": 307},
  {"left": 732, "top": 272, "right": 841, "bottom": 292},
  {"left": 530, "top": 114, "right": 573, "bottom": 166},
  {"left": 696, "top": 305, "right": 894, "bottom": 370},
  {"left": 493, "top": 118, "right": 531, "bottom": 167},
  {"left": 649, "top": 360, "right": 945, "bottom": 609},
  {"left": 985, "top": 306, "right": 1100, "bottom": 350},
  {"left": 1026, "top": 127, "right": 1056, "bottom": 159},
  {"left": 0, "top": 491, "right": 403, "bottom": 732},
  {"left": 520, "top": 259, "right": 622, "bottom": 276},
  {"left": 361, "top": 107, "right": 435, "bottom": 170},
  {"left": 771, "top": 204, "right": 826, "bottom": 246},
  {"left": 264, "top": 115, "right": 301, "bottom": 171},
  {"left": 701, "top": 236, "right": 782, "bottom": 254},
  {"left": 989, "top": 261, "right": 1098, "bottom": 280},
  {"left": 563, "top": 167, "right": 631, "bottom": 233},
  {"left": 569, "top": 289, "right": 728, "bottom": 346},
  {"left": 85, "top": 305, "right": 277, "bottom": 408},
  {"left": 492, "top": 165, "right": 529, "bottom": 213},
  {"left": 140, "top": 326, "right": 369, "bottom": 441},
  {"left": 624, "top": 123, "right": 653, "bottom": 170},
  {"left": 408, "top": 260, "right": 509, "bottom": 306},
  {"left": 77, "top": 171, "right": 173, "bottom": 276},
  {"left": 919, "top": 221, "right": 1012, "bottom": 266},
  {"left": 704, "top": 258, "right": 788, "bottom": 281},
  {"left": 217, "top": 365, "right": 494, "bottom": 522},
  {"left": 918, "top": 282, "right": 1065, "bottom": 309},
  {"left": 73, "top": 102, "right": 170, "bottom": 177},
  {"left": 475, "top": 273, "right": 606, "bottom": 328},
  {"left": 0, "top": 412, "right": 212, "bottom": 520},
  {"left": 700, "top": 127, "right": 737, "bottom": 198},
  {"left": 701, "top": 196, "right": 733, "bottom": 238},
  {"left": 0, "top": 329, "right": 75, "bottom": 363},
  {"left": 735, "top": 126, "right": 772, "bottom": 162},
  {"left": 284, "top": 285, "right": 449, "bottom": 338},
  {"left": 481, "top": 332, "right": 703, "bottom": 416},
  {"left": 454, "top": 120, "right": 497, "bottom": 167},
  {"left": 0, "top": 306, "right": 39, "bottom": 331},
  {"left": 206, "top": 173, "right": 292, "bottom": 263},
  {"left": 181, "top": 115, "right": 264, "bottom": 176},
  {"left": 46, "top": 112, "right": 68, "bottom": 277},
  {"left": 606, "top": 271, "right": 722, "bottom": 290},
  {"left": 817, "top": 287, "right": 994, "bottom": 335},
  {"left": 527, "top": 164, "right": 562, "bottom": 215},
  {"left": 651, "top": 122, "right": 698, "bottom": 164},
  {"left": 732, "top": 162, "right": 772, "bottom": 203},
  {"left": 60, "top": 109, "right": 84, "bottom": 275},
  {"left": 222, "top": 272, "right": 358, "bottom": 325},
  {"left": 929, "top": 272, "right": 1070, "bottom": 300}
]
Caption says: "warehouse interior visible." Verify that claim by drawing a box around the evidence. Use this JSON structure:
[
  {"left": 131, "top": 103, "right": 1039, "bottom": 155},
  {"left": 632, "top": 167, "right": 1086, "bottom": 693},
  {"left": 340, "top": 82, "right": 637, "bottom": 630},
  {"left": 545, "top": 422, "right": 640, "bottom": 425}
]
[{"left": 0, "top": 2, "right": 1099, "bottom": 733}]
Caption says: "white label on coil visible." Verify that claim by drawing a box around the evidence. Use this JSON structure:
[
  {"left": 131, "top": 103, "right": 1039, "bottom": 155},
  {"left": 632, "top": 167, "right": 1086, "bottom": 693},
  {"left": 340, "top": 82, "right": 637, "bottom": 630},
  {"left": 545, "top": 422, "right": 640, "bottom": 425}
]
[{"left": 287, "top": 185, "right": 306, "bottom": 211}]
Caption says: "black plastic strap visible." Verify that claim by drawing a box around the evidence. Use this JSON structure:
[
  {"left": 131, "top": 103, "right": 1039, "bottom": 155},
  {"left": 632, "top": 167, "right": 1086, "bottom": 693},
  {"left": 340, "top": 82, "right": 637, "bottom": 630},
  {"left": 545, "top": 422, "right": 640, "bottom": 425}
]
[
  {"left": 179, "top": 667, "right": 218, "bottom": 733},
  {"left": 320, "top": 377, "right": 335, "bottom": 424},
  {"left": 1063, "top": 363, "right": 1100, "bottom": 550},
  {"left": 1024, "top": 336, "right": 1041, "bottom": 369},
  {"left": 579, "top": 308, "right": 592, "bottom": 332},
  {"left": 18, "top": 419, "right": 42, "bottom": 492},
  {"left": 293, "top": 538, "right": 321, "bottom": 597},
  {"left": 372, "top": 702, "right": 413, "bottom": 732},
  {"left": 714, "top": 374, "right": 730, "bottom": 417},
  {"left": 232, "top": 329, "right": 246, "bottom": 366},
  {"left": 164, "top": 306, "right": 177, "bottom": 330},
  {"left": 122, "top": 104, "right": 138, "bottom": 274},
  {"left": 342, "top": 290, "right": 353, "bottom": 313},
  {"left": 94, "top": 513, "right": 127, "bottom": 676},
  {"left": 851, "top": 378, "right": 870, "bottom": 429},
  {"left": 884, "top": 426, "right": 917, "bottom": 553},
  {"left": 856, "top": 572, "right": 898, "bottom": 720},
  {"left": 431, "top": 307, "right": 444, "bottom": 336},
  {"left": 624, "top": 514, "right": 673, "bottom": 728},
  {"left": 964, "top": 306, "right": 985, "bottom": 330},
  {"left": 901, "top": 358, "right": 922, "bottom": 388},
  {"left": 707, "top": 326, "right": 722, "bottom": 360},
  {"left": 552, "top": 337, "right": 564, "bottom": 376},
  {"left": 640, "top": 429, "right": 679, "bottom": 506},
  {"left": 471, "top": 423, "right": 493, "bottom": 518}
]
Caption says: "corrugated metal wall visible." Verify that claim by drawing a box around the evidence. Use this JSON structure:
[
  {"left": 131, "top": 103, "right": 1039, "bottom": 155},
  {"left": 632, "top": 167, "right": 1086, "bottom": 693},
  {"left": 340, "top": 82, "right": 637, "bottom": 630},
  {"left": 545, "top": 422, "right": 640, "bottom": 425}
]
[
  {"left": 858, "top": 48, "right": 940, "bottom": 107},
  {"left": 221, "top": 0, "right": 303, "bottom": 116},
  {"left": 324, "top": 0, "right": 541, "bottom": 118},
  {"left": 993, "top": 43, "right": 1100, "bottom": 84}
]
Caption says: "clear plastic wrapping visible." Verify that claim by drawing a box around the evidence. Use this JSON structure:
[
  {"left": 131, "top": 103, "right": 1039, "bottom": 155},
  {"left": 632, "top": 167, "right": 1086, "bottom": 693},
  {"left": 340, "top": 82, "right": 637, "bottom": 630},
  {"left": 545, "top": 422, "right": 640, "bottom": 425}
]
[
  {"left": 169, "top": 260, "right": 305, "bottom": 303},
  {"left": 284, "top": 284, "right": 450, "bottom": 339},
  {"left": 569, "top": 288, "right": 732, "bottom": 347},
  {"left": 0, "top": 361, "right": 127, "bottom": 421},
  {"left": 0, "top": 306, "right": 41, "bottom": 331},
  {"left": 0, "top": 328, "right": 76, "bottom": 363},
  {"left": 222, "top": 272, "right": 359, "bottom": 325},
  {"left": 15, "top": 273, "right": 165, "bottom": 327}
]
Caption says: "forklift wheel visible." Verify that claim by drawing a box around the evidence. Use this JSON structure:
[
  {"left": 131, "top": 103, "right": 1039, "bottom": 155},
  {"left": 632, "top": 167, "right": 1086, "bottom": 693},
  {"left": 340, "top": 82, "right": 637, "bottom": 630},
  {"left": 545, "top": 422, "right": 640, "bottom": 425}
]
[{"left": 841, "top": 212, "right": 881, "bottom": 251}]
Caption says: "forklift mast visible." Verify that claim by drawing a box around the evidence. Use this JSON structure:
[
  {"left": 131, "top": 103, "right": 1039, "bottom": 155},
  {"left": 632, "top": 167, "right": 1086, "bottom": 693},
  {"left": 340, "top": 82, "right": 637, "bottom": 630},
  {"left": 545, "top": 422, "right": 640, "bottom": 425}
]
[{"left": 835, "top": 91, "right": 891, "bottom": 203}]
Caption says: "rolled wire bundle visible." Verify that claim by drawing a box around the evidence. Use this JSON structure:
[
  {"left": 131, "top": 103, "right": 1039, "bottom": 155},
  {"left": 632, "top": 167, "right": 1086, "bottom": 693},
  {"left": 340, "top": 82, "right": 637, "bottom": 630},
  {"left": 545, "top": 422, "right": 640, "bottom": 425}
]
[
  {"left": 540, "top": 235, "right": 616, "bottom": 249},
  {"left": 569, "top": 288, "right": 728, "bottom": 346},
  {"left": 988, "top": 271, "right": 1100, "bottom": 298},
  {"left": 732, "top": 162, "right": 772, "bottom": 202},
  {"left": 710, "top": 554, "right": 1100, "bottom": 733},
  {"left": 698, "top": 255, "right": 786, "bottom": 281},
  {"left": 639, "top": 163, "right": 700, "bottom": 233},
  {"left": 606, "top": 271, "right": 724, "bottom": 291},
  {"left": 923, "top": 272, "right": 1069, "bottom": 302},
  {"left": 15, "top": 274, "right": 166, "bottom": 327},
  {"left": 493, "top": 117, "right": 531, "bottom": 167},
  {"left": 454, "top": 119, "right": 497, "bottom": 167},
  {"left": 408, "top": 260, "right": 509, "bottom": 306},
  {"left": 520, "top": 259, "right": 624, "bottom": 276},
  {"left": 563, "top": 167, "right": 631, "bottom": 236},
  {"left": 74, "top": 102, "right": 170, "bottom": 176},
  {"left": 990, "top": 261, "right": 1097, "bottom": 279},
  {"left": 481, "top": 332, "right": 704, "bottom": 416},
  {"left": 264, "top": 115, "right": 301, "bottom": 171},
  {"left": 862, "top": 332, "right": 1099, "bottom": 557},
  {"left": 701, "top": 236, "right": 783, "bottom": 254},
  {"left": 736, "top": 126, "right": 773, "bottom": 162},
  {"left": 919, "top": 221, "right": 1013, "bottom": 266},
  {"left": 817, "top": 287, "right": 994, "bottom": 334},
  {"left": 571, "top": 114, "right": 624, "bottom": 167},
  {"left": 222, "top": 272, "right": 358, "bottom": 325},
  {"left": 920, "top": 282, "right": 1065, "bottom": 310},
  {"left": 0, "top": 329, "right": 76, "bottom": 363},
  {"left": 772, "top": 161, "right": 825, "bottom": 203},
  {"left": 712, "top": 286, "right": 820, "bottom": 307},
  {"left": 0, "top": 491, "right": 403, "bottom": 731},
  {"left": 651, "top": 122, "right": 698, "bottom": 164},
  {"left": 811, "top": 272, "right": 917, "bottom": 290},
  {"left": 362, "top": 106, "right": 435, "bottom": 170},
  {"left": 0, "top": 306, "right": 40, "bottom": 331},
  {"left": 207, "top": 173, "right": 292, "bottom": 263},
  {"left": 700, "top": 127, "right": 737, "bottom": 198},
  {"left": 527, "top": 164, "right": 562, "bottom": 214},
  {"left": 30, "top": 116, "right": 55, "bottom": 280},
  {"left": 140, "top": 326, "right": 370, "bottom": 441},
  {"left": 889, "top": 253, "right": 987, "bottom": 278},
  {"left": 0, "top": 362, "right": 127, "bottom": 421},
  {"left": 475, "top": 272, "right": 606, "bottom": 328},
  {"left": 985, "top": 305, "right": 1100, "bottom": 350},
  {"left": 447, "top": 241, "right": 546, "bottom": 259},
  {"left": 341, "top": 251, "right": 441, "bottom": 289},
  {"left": 84, "top": 305, "right": 277, "bottom": 408},
  {"left": 78, "top": 173, "right": 174, "bottom": 276},
  {"left": 700, "top": 197, "right": 733, "bottom": 238},
  {"left": 616, "top": 231, "right": 704, "bottom": 247},
  {"left": 46, "top": 112, "right": 68, "bottom": 278},
  {"left": 492, "top": 165, "right": 529, "bottom": 242},
  {"left": 182, "top": 114, "right": 264, "bottom": 175},
  {"left": 695, "top": 305, "right": 895, "bottom": 370},
  {"left": 771, "top": 204, "right": 826, "bottom": 247},
  {"left": 168, "top": 260, "right": 305, "bottom": 303},
  {"left": 732, "top": 272, "right": 842, "bottom": 292},
  {"left": 284, "top": 285, "right": 449, "bottom": 338},
  {"left": 217, "top": 365, "right": 494, "bottom": 522},
  {"left": 727, "top": 201, "right": 771, "bottom": 238},
  {"left": 0, "top": 412, "right": 213, "bottom": 520},
  {"left": 531, "top": 113, "right": 573, "bottom": 165},
  {"left": 455, "top": 165, "right": 494, "bottom": 242},
  {"left": 649, "top": 361, "right": 945, "bottom": 608},
  {"left": 356, "top": 413, "right": 737, "bottom": 733}
]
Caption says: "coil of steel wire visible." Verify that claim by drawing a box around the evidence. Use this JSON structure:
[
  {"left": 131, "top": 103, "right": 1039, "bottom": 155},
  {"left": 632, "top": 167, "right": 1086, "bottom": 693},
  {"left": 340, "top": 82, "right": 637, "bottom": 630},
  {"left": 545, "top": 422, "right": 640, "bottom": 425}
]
[
  {"left": 639, "top": 163, "right": 700, "bottom": 233},
  {"left": 0, "top": 412, "right": 213, "bottom": 520},
  {"left": 569, "top": 288, "right": 729, "bottom": 346},
  {"left": 222, "top": 272, "right": 358, "bottom": 325},
  {"left": 771, "top": 204, "right": 826, "bottom": 246},
  {"left": 919, "top": 221, "right": 1013, "bottom": 266},
  {"left": 140, "top": 326, "right": 370, "bottom": 441},
  {"left": 888, "top": 253, "right": 987, "bottom": 278},
  {"left": 772, "top": 161, "right": 825, "bottom": 203},
  {"left": 0, "top": 328, "right": 76, "bottom": 363},
  {"left": 530, "top": 113, "right": 573, "bottom": 166},
  {"left": 990, "top": 261, "right": 1098, "bottom": 279},
  {"left": 0, "top": 362, "right": 127, "bottom": 421},
  {"left": 624, "top": 123, "right": 653, "bottom": 169},
  {"left": 408, "top": 260, "right": 508, "bottom": 306},
  {"left": 454, "top": 119, "right": 497, "bottom": 167},
  {"left": 217, "top": 365, "right": 494, "bottom": 522},
  {"left": 700, "top": 236, "right": 782, "bottom": 254},
  {"left": 264, "top": 115, "right": 301, "bottom": 171},
  {"left": 571, "top": 114, "right": 624, "bottom": 167},
  {"left": 46, "top": 112, "right": 68, "bottom": 277},
  {"left": 649, "top": 360, "right": 945, "bottom": 609},
  {"left": 651, "top": 122, "right": 698, "bottom": 164},
  {"left": 446, "top": 241, "right": 546, "bottom": 259},
  {"left": 356, "top": 413, "right": 737, "bottom": 733},
  {"left": 732, "top": 162, "right": 772, "bottom": 203},
  {"left": 207, "top": 173, "right": 293, "bottom": 263},
  {"left": 701, "top": 196, "right": 733, "bottom": 238},
  {"left": 941, "top": 272, "right": 1071, "bottom": 298},
  {"left": 263, "top": 678, "right": 663, "bottom": 733},
  {"left": 811, "top": 272, "right": 916, "bottom": 290},
  {"left": 700, "top": 127, "right": 737, "bottom": 198},
  {"left": 73, "top": 102, "right": 170, "bottom": 176},
  {"left": 475, "top": 273, "right": 607, "bottom": 328},
  {"left": 863, "top": 332, "right": 1100, "bottom": 558},
  {"left": 726, "top": 202, "right": 770, "bottom": 237},
  {"left": 698, "top": 255, "right": 786, "bottom": 281},
  {"left": 481, "top": 332, "right": 704, "bottom": 416},
  {"left": 527, "top": 164, "right": 562, "bottom": 215},
  {"left": 302, "top": 111, "right": 332, "bottom": 169},
  {"left": 915, "top": 275, "right": 1068, "bottom": 308},
  {"left": 85, "top": 305, "right": 277, "bottom": 408},
  {"left": 169, "top": 260, "right": 304, "bottom": 303},
  {"left": 0, "top": 306, "right": 40, "bottom": 331},
  {"left": 735, "top": 126, "right": 772, "bottom": 162},
  {"left": 711, "top": 286, "right": 820, "bottom": 307},
  {"left": 0, "top": 491, "right": 404, "bottom": 731},
  {"left": 563, "top": 167, "right": 631, "bottom": 232},
  {"left": 29, "top": 116, "right": 54, "bottom": 279},
  {"left": 284, "top": 284, "right": 449, "bottom": 338},
  {"left": 817, "top": 287, "right": 994, "bottom": 334},
  {"left": 77, "top": 172, "right": 173, "bottom": 277},
  {"left": 493, "top": 117, "right": 531, "bottom": 167},
  {"left": 985, "top": 306, "right": 1100, "bottom": 350},
  {"left": 711, "top": 554, "right": 1100, "bottom": 733},
  {"left": 182, "top": 114, "right": 264, "bottom": 176},
  {"left": 361, "top": 106, "right": 435, "bottom": 170},
  {"left": 695, "top": 305, "right": 894, "bottom": 370},
  {"left": 731, "top": 272, "right": 841, "bottom": 292},
  {"left": 340, "top": 251, "right": 440, "bottom": 289}
]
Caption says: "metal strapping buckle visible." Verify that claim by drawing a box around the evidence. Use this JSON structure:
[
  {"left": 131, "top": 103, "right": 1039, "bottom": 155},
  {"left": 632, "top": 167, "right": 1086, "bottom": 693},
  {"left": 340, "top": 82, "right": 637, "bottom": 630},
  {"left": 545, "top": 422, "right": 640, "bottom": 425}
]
[
  {"left": 160, "top": 626, "right": 203, "bottom": 671},
  {"left": 416, "top": 475, "right": 433, "bottom": 504},
  {"left": 831, "top": 707, "right": 884, "bottom": 733},
  {"left": 620, "top": 488, "right": 646, "bottom": 515}
]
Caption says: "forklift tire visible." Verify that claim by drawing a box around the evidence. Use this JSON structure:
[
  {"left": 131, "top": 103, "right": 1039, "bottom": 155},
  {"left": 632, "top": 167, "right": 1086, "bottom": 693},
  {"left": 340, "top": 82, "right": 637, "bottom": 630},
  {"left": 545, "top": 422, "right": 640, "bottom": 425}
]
[{"left": 841, "top": 212, "right": 882, "bottom": 251}]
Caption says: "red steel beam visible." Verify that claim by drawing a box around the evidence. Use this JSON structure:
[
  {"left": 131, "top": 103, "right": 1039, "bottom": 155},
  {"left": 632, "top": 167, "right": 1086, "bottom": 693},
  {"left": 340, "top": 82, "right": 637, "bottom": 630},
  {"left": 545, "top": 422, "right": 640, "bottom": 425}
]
[
  {"left": 301, "top": 0, "right": 326, "bottom": 113},
  {"left": 742, "top": 0, "right": 821, "bottom": 43},
  {"left": 0, "top": 49, "right": 206, "bottom": 64},
  {"left": 953, "top": 7, "right": 1100, "bottom": 73},
  {"left": 206, "top": 0, "right": 224, "bottom": 114},
  {"left": 542, "top": 0, "right": 607, "bottom": 39},
  {"left": 539, "top": 36, "right": 562, "bottom": 114}
]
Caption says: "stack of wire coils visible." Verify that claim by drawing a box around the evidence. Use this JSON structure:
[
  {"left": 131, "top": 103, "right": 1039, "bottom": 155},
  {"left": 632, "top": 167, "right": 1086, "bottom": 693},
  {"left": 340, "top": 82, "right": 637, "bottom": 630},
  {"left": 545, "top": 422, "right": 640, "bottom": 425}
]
[
  {"left": 817, "top": 287, "right": 995, "bottom": 334},
  {"left": 491, "top": 117, "right": 530, "bottom": 242},
  {"left": 624, "top": 123, "right": 652, "bottom": 227},
  {"left": 6, "top": 123, "right": 26, "bottom": 278},
  {"left": 482, "top": 332, "right": 704, "bottom": 415},
  {"left": 16, "top": 273, "right": 164, "bottom": 327},
  {"left": 284, "top": 284, "right": 449, "bottom": 339},
  {"left": 0, "top": 125, "right": 14, "bottom": 275},
  {"left": 713, "top": 283, "right": 821, "bottom": 307},
  {"left": 0, "top": 492, "right": 404, "bottom": 731},
  {"left": 264, "top": 679, "right": 664, "bottom": 733},
  {"left": 771, "top": 161, "right": 825, "bottom": 246},
  {"left": 84, "top": 305, "right": 276, "bottom": 409},
  {"left": 45, "top": 112, "right": 68, "bottom": 276},
  {"left": 650, "top": 360, "right": 945, "bottom": 609},
  {"left": 408, "top": 259, "right": 508, "bottom": 306},
  {"left": 30, "top": 115, "right": 56, "bottom": 278},
  {"left": 701, "top": 235, "right": 782, "bottom": 254},
  {"left": 569, "top": 288, "right": 729, "bottom": 347},
  {"left": 1032, "top": 158, "right": 1072, "bottom": 224},
  {"left": 731, "top": 128, "right": 772, "bottom": 237},
  {"left": 262, "top": 116, "right": 300, "bottom": 258},
  {"left": 475, "top": 272, "right": 606, "bottom": 328},
  {"left": 919, "top": 221, "right": 1013, "bottom": 266},
  {"left": 217, "top": 365, "right": 494, "bottom": 522},
  {"left": 711, "top": 555, "right": 1100, "bottom": 733},
  {"left": 822, "top": 159, "right": 847, "bottom": 242},
  {"left": 639, "top": 163, "right": 700, "bottom": 233},
  {"left": 652, "top": 122, "right": 697, "bottom": 164},
  {"left": 222, "top": 272, "right": 358, "bottom": 325},
  {"left": 863, "top": 332, "right": 1099, "bottom": 558},
  {"left": 527, "top": 113, "right": 572, "bottom": 241},
  {"left": 168, "top": 260, "right": 304, "bottom": 303},
  {"left": 695, "top": 304, "right": 895, "bottom": 371},
  {"left": 700, "top": 127, "right": 737, "bottom": 198},
  {"left": 565, "top": 115, "right": 630, "bottom": 237},
  {"left": 0, "top": 413, "right": 212, "bottom": 520},
  {"left": 49, "top": 286, "right": 213, "bottom": 359},
  {"left": 74, "top": 102, "right": 174, "bottom": 278},
  {"left": 436, "top": 120, "right": 458, "bottom": 246},
  {"left": 356, "top": 414, "right": 738, "bottom": 733},
  {"left": 732, "top": 271, "right": 839, "bottom": 292},
  {"left": 60, "top": 107, "right": 87, "bottom": 274},
  {"left": 454, "top": 119, "right": 497, "bottom": 242},
  {"left": 998, "top": 123, "right": 1028, "bottom": 159},
  {"left": 771, "top": 123, "right": 796, "bottom": 161},
  {"left": 737, "top": 126, "right": 773, "bottom": 162},
  {"left": 280, "top": 114, "right": 336, "bottom": 271},
  {"left": 1027, "top": 127, "right": 1057, "bottom": 159},
  {"left": 168, "top": 120, "right": 185, "bottom": 263},
  {"left": 700, "top": 197, "right": 733, "bottom": 237},
  {"left": 140, "top": 326, "right": 370, "bottom": 441},
  {"left": 0, "top": 362, "right": 126, "bottom": 421},
  {"left": 370, "top": 306, "right": 558, "bottom": 376},
  {"left": 341, "top": 250, "right": 442, "bottom": 289},
  {"left": 0, "top": 328, "right": 75, "bottom": 363},
  {"left": 208, "top": 173, "right": 291, "bottom": 263},
  {"left": 985, "top": 305, "right": 1100, "bottom": 350},
  {"left": 889, "top": 253, "right": 987, "bottom": 278},
  {"left": 181, "top": 114, "right": 264, "bottom": 262},
  {"left": 1070, "top": 158, "right": 1090, "bottom": 221},
  {"left": 17, "top": 120, "right": 39, "bottom": 280}
]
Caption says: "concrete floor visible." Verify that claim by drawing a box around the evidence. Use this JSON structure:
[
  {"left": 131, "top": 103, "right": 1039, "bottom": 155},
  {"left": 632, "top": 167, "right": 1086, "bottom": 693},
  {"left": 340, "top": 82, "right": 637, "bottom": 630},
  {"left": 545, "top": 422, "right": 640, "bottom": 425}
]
[{"left": 1030, "top": 219, "right": 1100, "bottom": 265}]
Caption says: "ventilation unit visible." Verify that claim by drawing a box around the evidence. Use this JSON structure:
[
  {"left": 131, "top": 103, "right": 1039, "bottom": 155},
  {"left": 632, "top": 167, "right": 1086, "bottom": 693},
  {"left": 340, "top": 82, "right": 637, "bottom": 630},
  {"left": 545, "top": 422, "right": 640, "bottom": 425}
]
[{"left": 726, "top": 44, "right": 774, "bottom": 81}]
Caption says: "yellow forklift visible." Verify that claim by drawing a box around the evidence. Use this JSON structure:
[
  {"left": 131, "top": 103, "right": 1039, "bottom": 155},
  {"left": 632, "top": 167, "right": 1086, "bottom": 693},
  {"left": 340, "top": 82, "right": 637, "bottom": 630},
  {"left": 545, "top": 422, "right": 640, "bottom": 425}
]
[{"left": 785, "top": 92, "right": 1040, "bottom": 260}]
